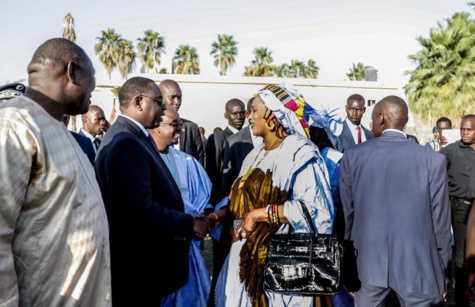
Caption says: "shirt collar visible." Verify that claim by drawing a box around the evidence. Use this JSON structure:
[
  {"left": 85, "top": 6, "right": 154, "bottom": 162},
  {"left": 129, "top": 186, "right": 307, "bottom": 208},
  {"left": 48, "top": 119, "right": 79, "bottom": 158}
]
[
  {"left": 80, "top": 128, "right": 96, "bottom": 141},
  {"left": 227, "top": 125, "right": 239, "bottom": 134},
  {"left": 119, "top": 114, "right": 149, "bottom": 137},
  {"left": 382, "top": 129, "right": 405, "bottom": 136},
  {"left": 345, "top": 118, "right": 360, "bottom": 130}
]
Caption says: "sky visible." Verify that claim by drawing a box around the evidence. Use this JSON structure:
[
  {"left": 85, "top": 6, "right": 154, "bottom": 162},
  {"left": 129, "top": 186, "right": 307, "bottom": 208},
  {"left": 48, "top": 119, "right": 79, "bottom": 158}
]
[{"left": 0, "top": 0, "right": 472, "bottom": 89}]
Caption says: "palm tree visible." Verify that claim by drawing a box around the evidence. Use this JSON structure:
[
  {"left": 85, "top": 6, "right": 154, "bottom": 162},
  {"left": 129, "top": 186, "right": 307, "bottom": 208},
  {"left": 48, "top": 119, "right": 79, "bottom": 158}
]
[
  {"left": 210, "top": 34, "right": 238, "bottom": 75},
  {"left": 62, "top": 13, "right": 77, "bottom": 131},
  {"left": 346, "top": 62, "right": 369, "bottom": 81},
  {"left": 173, "top": 45, "right": 200, "bottom": 74},
  {"left": 117, "top": 39, "right": 136, "bottom": 79},
  {"left": 95, "top": 28, "right": 121, "bottom": 79},
  {"left": 405, "top": 12, "right": 475, "bottom": 125},
  {"left": 305, "top": 59, "right": 319, "bottom": 79},
  {"left": 243, "top": 47, "right": 274, "bottom": 77},
  {"left": 136, "top": 30, "right": 165, "bottom": 73}
]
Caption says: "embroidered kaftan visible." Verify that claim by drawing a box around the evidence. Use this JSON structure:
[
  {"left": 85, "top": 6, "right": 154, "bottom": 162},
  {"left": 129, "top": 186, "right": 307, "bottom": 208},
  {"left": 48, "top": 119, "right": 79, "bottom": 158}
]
[
  {"left": 0, "top": 96, "right": 111, "bottom": 306},
  {"left": 216, "top": 134, "right": 334, "bottom": 306}
]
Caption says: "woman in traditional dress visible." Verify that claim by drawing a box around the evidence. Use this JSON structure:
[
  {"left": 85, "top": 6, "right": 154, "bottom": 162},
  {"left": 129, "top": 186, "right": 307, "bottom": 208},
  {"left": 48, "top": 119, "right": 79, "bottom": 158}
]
[{"left": 210, "top": 83, "right": 335, "bottom": 306}]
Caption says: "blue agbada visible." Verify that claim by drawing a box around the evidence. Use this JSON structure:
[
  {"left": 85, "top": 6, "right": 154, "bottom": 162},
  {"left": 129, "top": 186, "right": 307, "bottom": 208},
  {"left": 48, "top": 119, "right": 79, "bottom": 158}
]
[{"left": 160, "top": 147, "right": 211, "bottom": 307}]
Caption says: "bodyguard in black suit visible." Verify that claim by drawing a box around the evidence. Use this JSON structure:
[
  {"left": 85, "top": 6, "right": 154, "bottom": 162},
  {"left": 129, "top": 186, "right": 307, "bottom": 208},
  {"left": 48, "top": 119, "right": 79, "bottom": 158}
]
[
  {"left": 206, "top": 98, "right": 246, "bottom": 205},
  {"left": 94, "top": 77, "right": 208, "bottom": 306},
  {"left": 159, "top": 79, "right": 204, "bottom": 165},
  {"left": 336, "top": 94, "right": 373, "bottom": 152}
]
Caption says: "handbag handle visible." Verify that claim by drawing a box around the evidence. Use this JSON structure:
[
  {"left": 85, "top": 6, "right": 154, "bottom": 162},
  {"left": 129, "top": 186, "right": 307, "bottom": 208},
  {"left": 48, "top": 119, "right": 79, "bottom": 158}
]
[{"left": 298, "top": 200, "right": 318, "bottom": 235}]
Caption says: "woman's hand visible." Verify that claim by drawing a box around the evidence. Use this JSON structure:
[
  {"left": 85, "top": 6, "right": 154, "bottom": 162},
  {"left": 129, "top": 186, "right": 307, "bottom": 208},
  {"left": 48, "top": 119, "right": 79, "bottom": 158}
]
[{"left": 235, "top": 210, "right": 257, "bottom": 240}]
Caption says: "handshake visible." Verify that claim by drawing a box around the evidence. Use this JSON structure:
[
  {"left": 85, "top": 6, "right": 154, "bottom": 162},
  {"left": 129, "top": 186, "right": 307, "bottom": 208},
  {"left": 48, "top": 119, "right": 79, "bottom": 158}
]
[{"left": 192, "top": 211, "right": 222, "bottom": 240}]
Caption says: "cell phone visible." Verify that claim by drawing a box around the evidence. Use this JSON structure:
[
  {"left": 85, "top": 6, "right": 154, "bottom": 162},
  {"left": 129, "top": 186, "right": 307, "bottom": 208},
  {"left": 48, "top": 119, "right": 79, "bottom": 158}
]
[{"left": 233, "top": 219, "right": 243, "bottom": 233}]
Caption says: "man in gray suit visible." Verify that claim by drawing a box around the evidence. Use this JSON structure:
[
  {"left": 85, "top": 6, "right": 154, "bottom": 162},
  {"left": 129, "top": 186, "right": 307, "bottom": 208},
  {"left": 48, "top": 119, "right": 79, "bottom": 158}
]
[
  {"left": 340, "top": 96, "right": 451, "bottom": 305},
  {"left": 336, "top": 94, "right": 372, "bottom": 152}
]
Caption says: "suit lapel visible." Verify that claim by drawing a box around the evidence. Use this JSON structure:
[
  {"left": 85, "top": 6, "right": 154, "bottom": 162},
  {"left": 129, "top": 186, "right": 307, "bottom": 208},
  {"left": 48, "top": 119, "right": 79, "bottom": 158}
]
[
  {"left": 343, "top": 121, "right": 356, "bottom": 145},
  {"left": 117, "top": 116, "right": 182, "bottom": 197}
]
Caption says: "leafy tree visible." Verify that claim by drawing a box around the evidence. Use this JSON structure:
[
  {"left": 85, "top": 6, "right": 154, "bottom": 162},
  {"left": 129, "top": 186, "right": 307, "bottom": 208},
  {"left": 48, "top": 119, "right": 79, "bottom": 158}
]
[
  {"left": 210, "top": 34, "right": 238, "bottom": 75},
  {"left": 137, "top": 30, "right": 165, "bottom": 73},
  {"left": 173, "top": 45, "right": 200, "bottom": 74},
  {"left": 405, "top": 12, "right": 475, "bottom": 124},
  {"left": 305, "top": 59, "right": 319, "bottom": 79},
  {"left": 276, "top": 59, "right": 319, "bottom": 79},
  {"left": 346, "top": 62, "right": 370, "bottom": 81},
  {"left": 95, "top": 28, "right": 121, "bottom": 79},
  {"left": 244, "top": 47, "right": 274, "bottom": 77},
  {"left": 117, "top": 39, "right": 136, "bottom": 79}
]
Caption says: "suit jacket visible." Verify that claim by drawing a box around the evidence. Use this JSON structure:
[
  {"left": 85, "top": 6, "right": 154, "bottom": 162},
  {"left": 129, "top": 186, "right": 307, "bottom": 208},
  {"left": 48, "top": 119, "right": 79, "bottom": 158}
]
[
  {"left": 222, "top": 126, "right": 254, "bottom": 197},
  {"left": 180, "top": 118, "right": 204, "bottom": 165},
  {"left": 336, "top": 121, "right": 373, "bottom": 152},
  {"left": 94, "top": 116, "right": 194, "bottom": 305},
  {"left": 339, "top": 131, "right": 451, "bottom": 296},
  {"left": 70, "top": 131, "right": 95, "bottom": 164},
  {"left": 206, "top": 127, "right": 233, "bottom": 205}
]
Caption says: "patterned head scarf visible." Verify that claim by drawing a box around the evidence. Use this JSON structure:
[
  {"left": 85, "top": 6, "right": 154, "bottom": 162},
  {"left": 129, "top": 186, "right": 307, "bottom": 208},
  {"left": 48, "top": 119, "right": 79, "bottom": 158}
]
[
  {"left": 257, "top": 83, "right": 313, "bottom": 138},
  {"left": 309, "top": 105, "right": 343, "bottom": 139}
]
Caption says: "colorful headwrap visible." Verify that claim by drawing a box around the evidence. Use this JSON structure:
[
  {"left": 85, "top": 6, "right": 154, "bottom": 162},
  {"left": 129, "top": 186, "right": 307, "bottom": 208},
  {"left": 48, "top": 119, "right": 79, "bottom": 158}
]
[
  {"left": 258, "top": 83, "right": 313, "bottom": 138},
  {"left": 309, "top": 105, "right": 343, "bottom": 140}
]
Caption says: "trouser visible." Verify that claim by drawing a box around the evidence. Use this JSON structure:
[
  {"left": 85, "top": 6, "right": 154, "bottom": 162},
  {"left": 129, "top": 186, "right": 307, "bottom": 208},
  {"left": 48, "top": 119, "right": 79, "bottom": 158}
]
[
  {"left": 451, "top": 199, "right": 474, "bottom": 306},
  {"left": 354, "top": 283, "right": 443, "bottom": 307}
]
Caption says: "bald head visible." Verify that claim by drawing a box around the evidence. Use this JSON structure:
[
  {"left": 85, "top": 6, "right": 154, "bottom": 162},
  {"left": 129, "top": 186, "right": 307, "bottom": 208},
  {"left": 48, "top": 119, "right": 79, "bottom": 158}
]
[
  {"left": 371, "top": 95, "right": 408, "bottom": 137},
  {"left": 28, "top": 38, "right": 91, "bottom": 82},
  {"left": 159, "top": 79, "right": 182, "bottom": 111},
  {"left": 81, "top": 105, "right": 106, "bottom": 137},
  {"left": 25, "top": 38, "right": 96, "bottom": 119}
]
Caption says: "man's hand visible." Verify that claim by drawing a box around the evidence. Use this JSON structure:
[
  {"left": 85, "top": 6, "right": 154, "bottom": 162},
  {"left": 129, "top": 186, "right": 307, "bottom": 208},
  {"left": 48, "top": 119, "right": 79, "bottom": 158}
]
[{"left": 193, "top": 216, "right": 208, "bottom": 240}]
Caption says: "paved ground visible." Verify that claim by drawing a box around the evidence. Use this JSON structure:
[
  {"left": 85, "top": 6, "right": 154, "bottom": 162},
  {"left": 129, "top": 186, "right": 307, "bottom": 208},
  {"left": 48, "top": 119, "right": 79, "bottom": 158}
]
[{"left": 200, "top": 236, "right": 458, "bottom": 306}]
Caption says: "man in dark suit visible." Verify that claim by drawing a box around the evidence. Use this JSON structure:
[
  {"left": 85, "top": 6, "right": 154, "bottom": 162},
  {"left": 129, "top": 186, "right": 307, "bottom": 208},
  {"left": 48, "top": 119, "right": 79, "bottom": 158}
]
[
  {"left": 339, "top": 95, "right": 451, "bottom": 305},
  {"left": 206, "top": 98, "right": 246, "bottom": 206},
  {"left": 62, "top": 114, "right": 95, "bottom": 164},
  {"left": 94, "top": 76, "right": 208, "bottom": 306},
  {"left": 159, "top": 79, "right": 204, "bottom": 165},
  {"left": 79, "top": 105, "right": 106, "bottom": 154},
  {"left": 336, "top": 94, "right": 372, "bottom": 152},
  {"left": 222, "top": 97, "right": 261, "bottom": 197}
]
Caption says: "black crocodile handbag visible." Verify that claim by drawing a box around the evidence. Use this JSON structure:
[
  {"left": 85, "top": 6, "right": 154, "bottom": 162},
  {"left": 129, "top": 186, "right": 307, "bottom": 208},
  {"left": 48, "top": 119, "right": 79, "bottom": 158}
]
[{"left": 264, "top": 201, "right": 342, "bottom": 295}]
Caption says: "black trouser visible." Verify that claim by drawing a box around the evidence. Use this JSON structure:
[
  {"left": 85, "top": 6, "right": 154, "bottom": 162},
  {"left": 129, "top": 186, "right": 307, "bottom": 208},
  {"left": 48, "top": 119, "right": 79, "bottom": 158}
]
[{"left": 451, "top": 199, "right": 475, "bottom": 306}]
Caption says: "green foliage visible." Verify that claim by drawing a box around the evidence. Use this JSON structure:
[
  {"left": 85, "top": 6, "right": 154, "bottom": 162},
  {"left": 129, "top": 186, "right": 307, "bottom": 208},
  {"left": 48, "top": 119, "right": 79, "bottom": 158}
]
[
  {"left": 210, "top": 34, "right": 238, "bottom": 76},
  {"left": 95, "top": 28, "right": 121, "bottom": 79},
  {"left": 244, "top": 47, "right": 275, "bottom": 77},
  {"left": 173, "top": 45, "right": 200, "bottom": 74},
  {"left": 137, "top": 30, "right": 165, "bottom": 73},
  {"left": 405, "top": 11, "right": 475, "bottom": 124},
  {"left": 346, "top": 62, "right": 371, "bottom": 81}
]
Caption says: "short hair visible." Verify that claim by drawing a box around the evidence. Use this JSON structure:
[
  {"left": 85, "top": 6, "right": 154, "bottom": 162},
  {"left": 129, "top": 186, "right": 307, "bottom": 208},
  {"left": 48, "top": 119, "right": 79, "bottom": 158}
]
[
  {"left": 462, "top": 114, "right": 475, "bottom": 122},
  {"left": 28, "top": 38, "right": 88, "bottom": 76},
  {"left": 225, "top": 98, "right": 244, "bottom": 112},
  {"left": 347, "top": 94, "right": 365, "bottom": 105},
  {"left": 119, "top": 77, "right": 155, "bottom": 106},
  {"left": 436, "top": 116, "right": 452, "bottom": 128}
]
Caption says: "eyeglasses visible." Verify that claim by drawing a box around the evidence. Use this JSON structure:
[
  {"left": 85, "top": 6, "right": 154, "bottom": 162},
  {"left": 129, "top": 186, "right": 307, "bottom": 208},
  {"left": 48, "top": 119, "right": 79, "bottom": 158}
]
[
  {"left": 161, "top": 121, "right": 184, "bottom": 127},
  {"left": 140, "top": 95, "right": 163, "bottom": 106}
]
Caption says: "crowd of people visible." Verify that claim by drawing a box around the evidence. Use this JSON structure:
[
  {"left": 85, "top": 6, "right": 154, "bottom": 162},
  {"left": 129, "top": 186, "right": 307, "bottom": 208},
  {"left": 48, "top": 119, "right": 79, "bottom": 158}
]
[{"left": 1, "top": 38, "right": 475, "bottom": 306}]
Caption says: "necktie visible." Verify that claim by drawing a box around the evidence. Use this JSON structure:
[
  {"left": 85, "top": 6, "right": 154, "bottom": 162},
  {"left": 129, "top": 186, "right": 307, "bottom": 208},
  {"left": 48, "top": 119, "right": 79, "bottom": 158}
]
[
  {"left": 147, "top": 134, "right": 159, "bottom": 153},
  {"left": 93, "top": 137, "right": 101, "bottom": 150},
  {"left": 356, "top": 126, "right": 362, "bottom": 144}
]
